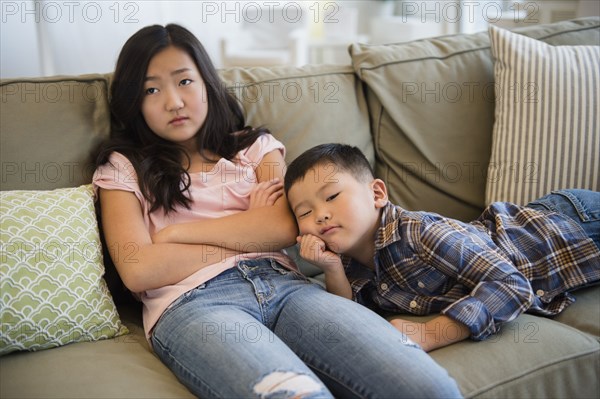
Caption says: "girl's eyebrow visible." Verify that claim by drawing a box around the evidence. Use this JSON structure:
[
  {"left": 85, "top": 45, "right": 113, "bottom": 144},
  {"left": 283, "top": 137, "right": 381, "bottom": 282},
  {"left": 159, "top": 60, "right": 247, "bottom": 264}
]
[{"left": 145, "top": 68, "right": 192, "bottom": 82}]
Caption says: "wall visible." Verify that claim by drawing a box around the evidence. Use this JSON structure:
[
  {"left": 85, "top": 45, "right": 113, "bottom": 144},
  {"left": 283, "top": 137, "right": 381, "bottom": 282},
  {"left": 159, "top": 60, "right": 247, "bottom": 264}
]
[{"left": 1, "top": 0, "right": 597, "bottom": 79}]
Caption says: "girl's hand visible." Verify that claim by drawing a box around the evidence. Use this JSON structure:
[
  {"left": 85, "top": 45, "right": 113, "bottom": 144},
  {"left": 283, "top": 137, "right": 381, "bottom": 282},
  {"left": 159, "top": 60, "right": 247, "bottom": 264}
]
[
  {"left": 249, "top": 178, "right": 283, "bottom": 209},
  {"left": 297, "top": 234, "right": 343, "bottom": 273}
]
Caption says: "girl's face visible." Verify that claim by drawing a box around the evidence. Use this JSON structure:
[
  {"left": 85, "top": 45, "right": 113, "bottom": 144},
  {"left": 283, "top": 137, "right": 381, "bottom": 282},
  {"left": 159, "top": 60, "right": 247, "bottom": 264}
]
[{"left": 141, "top": 46, "right": 208, "bottom": 151}]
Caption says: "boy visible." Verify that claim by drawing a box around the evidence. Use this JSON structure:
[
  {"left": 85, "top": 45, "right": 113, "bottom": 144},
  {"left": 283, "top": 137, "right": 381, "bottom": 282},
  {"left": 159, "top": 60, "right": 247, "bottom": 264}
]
[{"left": 284, "top": 143, "right": 600, "bottom": 352}]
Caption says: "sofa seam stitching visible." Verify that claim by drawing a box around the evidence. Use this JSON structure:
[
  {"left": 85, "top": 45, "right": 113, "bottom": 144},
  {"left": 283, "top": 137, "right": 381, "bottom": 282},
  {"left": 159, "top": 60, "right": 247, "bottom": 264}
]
[
  {"left": 223, "top": 71, "right": 356, "bottom": 89},
  {"left": 0, "top": 77, "right": 109, "bottom": 87},
  {"left": 356, "top": 23, "right": 600, "bottom": 73}
]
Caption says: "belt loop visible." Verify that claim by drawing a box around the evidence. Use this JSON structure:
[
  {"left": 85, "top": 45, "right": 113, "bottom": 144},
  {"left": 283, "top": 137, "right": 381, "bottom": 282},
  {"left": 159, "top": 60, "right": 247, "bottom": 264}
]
[
  {"left": 269, "top": 258, "right": 287, "bottom": 275},
  {"left": 236, "top": 261, "right": 248, "bottom": 276}
]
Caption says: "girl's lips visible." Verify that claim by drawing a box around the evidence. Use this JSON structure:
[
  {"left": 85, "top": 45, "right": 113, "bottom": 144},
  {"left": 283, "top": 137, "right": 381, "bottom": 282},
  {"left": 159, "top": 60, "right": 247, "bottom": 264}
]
[{"left": 169, "top": 116, "right": 188, "bottom": 125}]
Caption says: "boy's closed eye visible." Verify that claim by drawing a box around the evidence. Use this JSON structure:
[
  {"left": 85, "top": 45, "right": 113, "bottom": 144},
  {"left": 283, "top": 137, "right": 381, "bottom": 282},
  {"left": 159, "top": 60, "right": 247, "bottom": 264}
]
[
  {"left": 296, "top": 209, "right": 311, "bottom": 219},
  {"left": 294, "top": 192, "right": 340, "bottom": 219},
  {"left": 326, "top": 192, "right": 340, "bottom": 201}
]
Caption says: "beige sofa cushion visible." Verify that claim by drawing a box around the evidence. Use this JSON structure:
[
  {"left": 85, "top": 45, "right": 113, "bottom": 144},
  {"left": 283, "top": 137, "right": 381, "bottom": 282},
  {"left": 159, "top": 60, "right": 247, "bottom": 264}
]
[
  {"left": 391, "top": 309, "right": 599, "bottom": 398},
  {"left": 1, "top": 66, "right": 372, "bottom": 193},
  {"left": 436, "top": 314, "right": 599, "bottom": 398},
  {"left": 3, "top": 293, "right": 598, "bottom": 399},
  {"left": 0, "top": 304, "right": 195, "bottom": 399},
  {"left": 0, "top": 75, "right": 111, "bottom": 191},
  {"left": 552, "top": 286, "right": 600, "bottom": 338},
  {"left": 219, "top": 65, "right": 373, "bottom": 166},
  {"left": 350, "top": 17, "right": 600, "bottom": 221}
]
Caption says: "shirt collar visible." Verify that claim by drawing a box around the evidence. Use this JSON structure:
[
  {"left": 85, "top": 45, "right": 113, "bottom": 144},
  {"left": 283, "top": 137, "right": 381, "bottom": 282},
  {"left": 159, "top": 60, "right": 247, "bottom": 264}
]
[{"left": 374, "top": 202, "right": 403, "bottom": 250}]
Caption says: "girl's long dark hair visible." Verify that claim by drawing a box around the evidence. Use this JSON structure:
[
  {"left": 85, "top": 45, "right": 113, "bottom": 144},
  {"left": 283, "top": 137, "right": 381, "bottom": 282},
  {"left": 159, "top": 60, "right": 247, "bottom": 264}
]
[{"left": 96, "top": 24, "right": 267, "bottom": 213}]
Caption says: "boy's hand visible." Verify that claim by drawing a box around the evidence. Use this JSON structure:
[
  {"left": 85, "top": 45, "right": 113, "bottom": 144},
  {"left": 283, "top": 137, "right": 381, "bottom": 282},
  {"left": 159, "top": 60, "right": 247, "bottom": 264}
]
[
  {"left": 297, "top": 234, "right": 343, "bottom": 273},
  {"left": 297, "top": 234, "right": 352, "bottom": 300},
  {"left": 249, "top": 178, "right": 283, "bottom": 209},
  {"left": 390, "top": 316, "right": 470, "bottom": 352}
]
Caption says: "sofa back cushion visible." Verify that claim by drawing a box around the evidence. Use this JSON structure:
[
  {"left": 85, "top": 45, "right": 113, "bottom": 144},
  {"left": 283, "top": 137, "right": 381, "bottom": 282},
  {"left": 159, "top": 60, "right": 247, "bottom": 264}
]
[
  {"left": 0, "top": 75, "right": 112, "bottom": 191},
  {"left": 1, "top": 65, "right": 372, "bottom": 192},
  {"left": 350, "top": 17, "right": 600, "bottom": 221},
  {"left": 219, "top": 65, "right": 373, "bottom": 165}
]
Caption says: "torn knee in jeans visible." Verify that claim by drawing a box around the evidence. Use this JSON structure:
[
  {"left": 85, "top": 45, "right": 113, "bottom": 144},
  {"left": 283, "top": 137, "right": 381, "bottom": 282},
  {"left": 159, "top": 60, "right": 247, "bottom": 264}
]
[{"left": 253, "top": 371, "right": 326, "bottom": 398}]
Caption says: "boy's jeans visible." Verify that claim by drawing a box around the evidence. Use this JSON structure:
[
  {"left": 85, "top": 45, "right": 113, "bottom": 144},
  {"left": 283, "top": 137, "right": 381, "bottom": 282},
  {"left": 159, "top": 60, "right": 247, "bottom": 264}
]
[
  {"left": 151, "top": 258, "right": 462, "bottom": 399},
  {"left": 527, "top": 189, "right": 600, "bottom": 250}
]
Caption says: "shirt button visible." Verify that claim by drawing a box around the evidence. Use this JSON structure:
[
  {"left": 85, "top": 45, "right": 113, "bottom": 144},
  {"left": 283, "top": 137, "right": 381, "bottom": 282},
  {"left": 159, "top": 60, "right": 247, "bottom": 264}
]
[
  {"left": 536, "top": 289, "right": 545, "bottom": 297},
  {"left": 417, "top": 281, "right": 425, "bottom": 288},
  {"left": 410, "top": 300, "right": 418, "bottom": 309},
  {"left": 380, "top": 283, "right": 389, "bottom": 291}
]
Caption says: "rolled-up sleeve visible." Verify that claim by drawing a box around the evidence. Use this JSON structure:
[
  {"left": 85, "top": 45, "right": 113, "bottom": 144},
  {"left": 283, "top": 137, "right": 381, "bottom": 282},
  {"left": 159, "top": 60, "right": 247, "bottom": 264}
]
[
  {"left": 93, "top": 152, "right": 141, "bottom": 196},
  {"left": 241, "top": 134, "right": 285, "bottom": 165},
  {"left": 418, "top": 217, "right": 534, "bottom": 340}
]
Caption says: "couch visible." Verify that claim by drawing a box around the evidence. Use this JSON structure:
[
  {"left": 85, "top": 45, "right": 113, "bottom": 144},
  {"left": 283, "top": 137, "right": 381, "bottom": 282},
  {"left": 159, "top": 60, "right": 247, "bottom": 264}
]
[{"left": 1, "top": 17, "right": 598, "bottom": 398}]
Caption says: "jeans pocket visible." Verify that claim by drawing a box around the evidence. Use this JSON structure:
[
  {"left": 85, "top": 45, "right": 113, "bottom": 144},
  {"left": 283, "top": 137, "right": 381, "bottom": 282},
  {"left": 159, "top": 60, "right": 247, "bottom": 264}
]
[
  {"left": 552, "top": 190, "right": 600, "bottom": 223},
  {"left": 164, "top": 283, "right": 207, "bottom": 314},
  {"left": 528, "top": 189, "right": 600, "bottom": 223}
]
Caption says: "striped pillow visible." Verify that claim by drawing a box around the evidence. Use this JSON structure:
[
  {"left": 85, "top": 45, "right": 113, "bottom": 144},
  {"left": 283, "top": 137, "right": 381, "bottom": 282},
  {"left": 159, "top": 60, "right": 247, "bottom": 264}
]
[{"left": 486, "top": 26, "right": 599, "bottom": 205}]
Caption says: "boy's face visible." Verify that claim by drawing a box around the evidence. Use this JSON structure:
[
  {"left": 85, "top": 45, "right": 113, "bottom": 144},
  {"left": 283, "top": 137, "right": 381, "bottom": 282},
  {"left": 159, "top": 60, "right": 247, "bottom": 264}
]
[{"left": 287, "top": 162, "right": 388, "bottom": 258}]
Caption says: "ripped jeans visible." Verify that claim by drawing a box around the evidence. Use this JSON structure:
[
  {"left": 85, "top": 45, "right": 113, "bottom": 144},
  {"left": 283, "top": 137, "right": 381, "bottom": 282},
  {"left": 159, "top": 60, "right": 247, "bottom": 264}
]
[{"left": 151, "top": 258, "right": 463, "bottom": 399}]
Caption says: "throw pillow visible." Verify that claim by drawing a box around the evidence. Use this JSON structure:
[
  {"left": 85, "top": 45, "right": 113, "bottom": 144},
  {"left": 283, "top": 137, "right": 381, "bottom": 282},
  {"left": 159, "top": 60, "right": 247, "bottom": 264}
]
[
  {"left": 486, "top": 26, "right": 599, "bottom": 205},
  {"left": 0, "top": 185, "right": 128, "bottom": 355}
]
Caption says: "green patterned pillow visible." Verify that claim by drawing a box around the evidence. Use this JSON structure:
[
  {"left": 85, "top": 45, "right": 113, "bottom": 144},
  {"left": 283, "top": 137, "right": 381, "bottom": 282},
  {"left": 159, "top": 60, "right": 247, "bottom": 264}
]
[{"left": 0, "top": 184, "right": 128, "bottom": 355}]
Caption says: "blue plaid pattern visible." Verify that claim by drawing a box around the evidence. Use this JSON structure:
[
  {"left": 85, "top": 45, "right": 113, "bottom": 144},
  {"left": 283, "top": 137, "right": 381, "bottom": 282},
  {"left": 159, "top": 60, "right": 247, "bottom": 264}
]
[{"left": 345, "top": 202, "right": 600, "bottom": 340}]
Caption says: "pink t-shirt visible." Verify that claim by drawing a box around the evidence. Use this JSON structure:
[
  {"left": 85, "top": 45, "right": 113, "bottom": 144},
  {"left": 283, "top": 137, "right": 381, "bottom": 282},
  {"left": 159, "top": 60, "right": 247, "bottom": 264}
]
[{"left": 93, "top": 134, "right": 297, "bottom": 339}]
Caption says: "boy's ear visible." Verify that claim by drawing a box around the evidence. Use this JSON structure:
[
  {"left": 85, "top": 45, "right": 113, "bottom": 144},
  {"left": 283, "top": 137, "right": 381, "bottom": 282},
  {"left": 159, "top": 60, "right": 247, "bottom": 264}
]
[{"left": 371, "top": 179, "right": 388, "bottom": 209}]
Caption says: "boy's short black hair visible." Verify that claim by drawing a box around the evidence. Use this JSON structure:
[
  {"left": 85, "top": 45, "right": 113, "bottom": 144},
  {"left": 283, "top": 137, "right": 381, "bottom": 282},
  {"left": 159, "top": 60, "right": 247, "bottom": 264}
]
[{"left": 284, "top": 143, "right": 375, "bottom": 195}]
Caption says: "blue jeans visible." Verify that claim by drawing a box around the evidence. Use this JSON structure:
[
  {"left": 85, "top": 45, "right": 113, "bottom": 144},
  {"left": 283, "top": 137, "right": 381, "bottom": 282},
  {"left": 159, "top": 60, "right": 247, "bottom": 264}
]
[
  {"left": 151, "top": 259, "right": 463, "bottom": 398},
  {"left": 526, "top": 189, "right": 600, "bottom": 250}
]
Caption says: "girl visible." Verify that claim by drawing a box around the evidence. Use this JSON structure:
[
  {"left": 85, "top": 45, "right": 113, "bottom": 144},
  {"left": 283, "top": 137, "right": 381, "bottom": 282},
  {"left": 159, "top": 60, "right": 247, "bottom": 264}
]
[{"left": 93, "top": 24, "right": 462, "bottom": 399}]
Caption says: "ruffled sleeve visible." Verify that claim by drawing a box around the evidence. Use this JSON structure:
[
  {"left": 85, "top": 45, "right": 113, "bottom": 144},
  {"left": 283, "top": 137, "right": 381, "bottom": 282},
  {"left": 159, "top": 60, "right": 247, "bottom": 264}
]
[
  {"left": 93, "top": 152, "right": 146, "bottom": 211},
  {"left": 240, "top": 134, "right": 286, "bottom": 166}
]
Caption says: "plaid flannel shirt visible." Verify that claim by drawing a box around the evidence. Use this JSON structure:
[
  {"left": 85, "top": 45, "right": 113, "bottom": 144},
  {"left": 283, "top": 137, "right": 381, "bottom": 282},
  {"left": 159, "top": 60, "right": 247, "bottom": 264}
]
[{"left": 345, "top": 202, "right": 600, "bottom": 340}]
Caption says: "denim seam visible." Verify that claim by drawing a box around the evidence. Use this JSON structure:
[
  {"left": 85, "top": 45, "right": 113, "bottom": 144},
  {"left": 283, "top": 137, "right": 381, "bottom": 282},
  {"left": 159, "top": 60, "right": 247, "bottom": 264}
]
[{"left": 238, "top": 269, "right": 270, "bottom": 325}]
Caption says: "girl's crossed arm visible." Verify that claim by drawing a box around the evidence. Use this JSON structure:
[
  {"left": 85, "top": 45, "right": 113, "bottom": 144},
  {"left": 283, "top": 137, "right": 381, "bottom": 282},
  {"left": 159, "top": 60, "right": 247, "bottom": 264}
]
[
  {"left": 153, "top": 149, "right": 298, "bottom": 252},
  {"left": 99, "top": 188, "right": 242, "bottom": 293}
]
